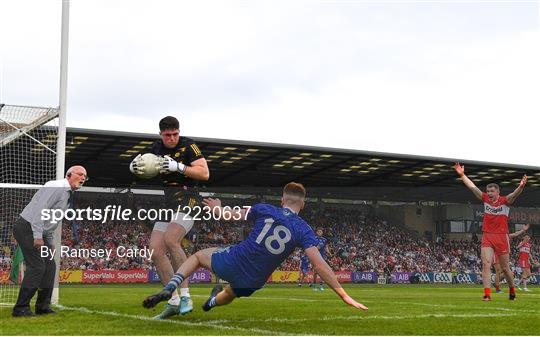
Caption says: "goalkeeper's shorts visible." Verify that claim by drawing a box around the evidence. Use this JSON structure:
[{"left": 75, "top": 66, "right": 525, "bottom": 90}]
[
  {"left": 164, "top": 187, "right": 203, "bottom": 210},
  {"left": 150, "top": 187, "right": 201, "bottom": 232},
  {"left": 153, "top": 211, "right": 194, "bottom": 233}
]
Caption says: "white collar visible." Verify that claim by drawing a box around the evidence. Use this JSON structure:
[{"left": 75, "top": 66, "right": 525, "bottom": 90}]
[
  {"left": 62, "top": 178, "right": 71, "bottom": 188},
  {"left": 45, "top": 178, "right": 72, "bottom": 189}
]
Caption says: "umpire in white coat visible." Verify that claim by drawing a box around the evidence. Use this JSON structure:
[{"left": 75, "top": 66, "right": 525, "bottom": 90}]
[{"left": 12, "top": 165, "right": 87, "bottom": 317}]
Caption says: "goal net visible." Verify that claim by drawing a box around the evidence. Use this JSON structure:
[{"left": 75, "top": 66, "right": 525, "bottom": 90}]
[{"left": 0, "top": 104, "right": 60, "bottom": 307}]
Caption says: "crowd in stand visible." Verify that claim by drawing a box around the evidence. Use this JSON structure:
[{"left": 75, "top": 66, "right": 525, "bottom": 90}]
[
  {"left": 276, "top": 208, "right": 488, "bottom": 274},
  {"left": 2, "top": 192, "right": 538, "bottom": 274}
]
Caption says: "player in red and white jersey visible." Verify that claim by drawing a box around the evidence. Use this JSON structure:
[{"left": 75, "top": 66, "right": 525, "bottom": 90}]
[
  {"left": 454, "top": 163, "right": 527, "bottom": 301},
  {"left": 516, "top": 235, "right": 533, "bottom": 291},
  {"left": 492, "top": 224, "right": 529, "bottom": 293}
]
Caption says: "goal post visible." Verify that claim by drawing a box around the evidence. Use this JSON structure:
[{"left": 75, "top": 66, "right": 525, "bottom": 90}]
[
  {"left": 51, "top": 0, "right": 70, "bottom": 305},
  {"left": 0, "top": 0, "right": 70, "bottom": 308}
]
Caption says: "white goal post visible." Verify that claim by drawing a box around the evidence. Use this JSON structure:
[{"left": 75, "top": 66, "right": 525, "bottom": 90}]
[{"left": 0, "top": 0, "right": 70, "bottom": 307}]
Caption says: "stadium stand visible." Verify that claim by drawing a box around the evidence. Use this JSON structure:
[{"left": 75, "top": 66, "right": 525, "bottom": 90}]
[{"left": 52, "top": 193, "right": 538, "bottom": 275}]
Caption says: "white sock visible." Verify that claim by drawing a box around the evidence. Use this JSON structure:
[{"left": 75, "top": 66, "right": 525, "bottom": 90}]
[
  {"left": 180, "top": 288, "right": 190, "bottom": 298},
  {"left": 168, "top": 291, "right": 180, "bottom": 305}
]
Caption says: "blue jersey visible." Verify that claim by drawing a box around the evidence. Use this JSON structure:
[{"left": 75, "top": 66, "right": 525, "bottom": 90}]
[
  {"left": 223, "top": 203, "right": 318, "bottom": 288},
  {"left": 316, "top": 236, "right": 328, "bottom": 258}
]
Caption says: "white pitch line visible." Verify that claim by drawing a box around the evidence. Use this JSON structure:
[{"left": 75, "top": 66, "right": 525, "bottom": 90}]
[
  {"left": 395, "top": 301, "right": 540, "bottom": 314},
  {"left": 194, "top": 312, "right": 519, "bottom": 324},
  {"left": 392, "top": 301, "right": 457, "bottom": 307},
  {"left": 56, "top": 305, "right": 291, "bottom": 335},
  {"left": 484, "top": 307, "right": 540, "bottom": 314}
]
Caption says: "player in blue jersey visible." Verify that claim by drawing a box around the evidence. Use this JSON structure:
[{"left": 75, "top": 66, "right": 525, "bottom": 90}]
[
  {"left": 298, "top": 254, "right": 311, "bottom": 287},
  {"left": 143, "top": 182, "right": 368, "bottom": 312},
  {"left": 312, "top": 229, "right": 330, "bottom": 291}
]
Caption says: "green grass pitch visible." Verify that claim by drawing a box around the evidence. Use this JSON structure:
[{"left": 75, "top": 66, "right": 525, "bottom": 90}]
[{"left": 1, "top": 284, "right": 539, "bottom": 335}]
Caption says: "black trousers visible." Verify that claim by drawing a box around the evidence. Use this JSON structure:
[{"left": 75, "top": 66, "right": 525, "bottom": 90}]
[{"left": 12, "top": 217, "right": 56, "bottom": 311}]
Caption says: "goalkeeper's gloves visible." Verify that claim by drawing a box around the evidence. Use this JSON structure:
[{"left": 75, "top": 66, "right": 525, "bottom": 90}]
[
  {"left": 129, "top": 154, "right": 145, "bottom": 175},
  {"left": 160, "top": 155, "right": 186, "bottom": 174}
]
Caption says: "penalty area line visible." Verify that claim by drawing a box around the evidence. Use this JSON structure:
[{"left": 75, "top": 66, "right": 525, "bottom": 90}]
[{"left": 55, "top": 304, "right": 292, "bottom": 335}]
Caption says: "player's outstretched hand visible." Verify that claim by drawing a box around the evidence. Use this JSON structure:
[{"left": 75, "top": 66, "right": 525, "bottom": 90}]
[
  {"left": 203, "top": 198, "right": 222, "bottom": 209},
  {"left": 342, "top": 295, "right": 368, "bottom": 311},
  {"left": 142, "top": 289, "right": 173, "bottom": 309},
  {"left": 454, "top": 163, "right": 464, "bottom": 177},
  {"left": 519, "top": 174, "right": 527, "bottom": 188}
]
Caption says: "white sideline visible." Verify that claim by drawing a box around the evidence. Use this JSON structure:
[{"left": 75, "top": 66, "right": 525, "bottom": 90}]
[{"left": 55, "top": 304, "right": 291, "bottom": 335}]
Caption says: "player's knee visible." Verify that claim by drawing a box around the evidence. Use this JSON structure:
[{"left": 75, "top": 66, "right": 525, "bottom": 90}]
[
  {"left": 164, "top": 235, "right": 181, "bottom": 250},
  {"left": 149, "top": 245, "right": 166, "bottom": 262},
  {"left": 194, "top": 250, "right": 210, "bottom": 263}
]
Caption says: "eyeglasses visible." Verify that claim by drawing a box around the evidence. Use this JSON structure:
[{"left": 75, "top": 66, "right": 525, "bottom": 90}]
[{"left": 73, "top": 172, "right": 90, "bottom": 181}]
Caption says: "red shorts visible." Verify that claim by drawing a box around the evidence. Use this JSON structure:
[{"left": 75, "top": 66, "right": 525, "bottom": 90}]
[
  {"left": 519, "top": 259, "right": 531, "bottom": 269},
  {"left": 481, "top": 233, "right": 510, "bottom": 256}
]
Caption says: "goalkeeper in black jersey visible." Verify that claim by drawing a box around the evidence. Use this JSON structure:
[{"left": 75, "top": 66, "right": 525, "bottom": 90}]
[{"left": 130, "top": 116, "right": 209, "bottom": 319}]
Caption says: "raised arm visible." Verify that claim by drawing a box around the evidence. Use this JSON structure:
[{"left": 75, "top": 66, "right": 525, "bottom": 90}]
[
  {"left": 510, "top": 223, "right": 529, "bottom": 239},
  {"left": 506, "top": 175, "right": 527, "bottom": 205},
  {"left": 305, "top": 246, "right": 368, "bottom": 311},
  {"left": 454, "top": 163, "right": 483, "bottom": 201},
  {"left": 184, "top": 157, "right": 210, "bottom": 181}
]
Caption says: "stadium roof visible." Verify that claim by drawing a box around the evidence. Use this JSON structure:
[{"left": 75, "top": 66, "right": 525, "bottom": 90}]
[
  {"left": 3, "top": 126, "right": 539, "bottom": 205},
  {"left": 58, "top": 127, "right": 540, "bottom": 206}
]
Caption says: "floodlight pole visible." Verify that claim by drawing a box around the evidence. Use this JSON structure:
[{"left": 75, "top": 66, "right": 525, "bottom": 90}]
[{"left": 52, "top": 0, "right": 70, "bottom": 305}]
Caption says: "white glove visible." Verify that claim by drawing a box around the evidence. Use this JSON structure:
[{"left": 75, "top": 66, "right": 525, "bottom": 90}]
[
  {"left": 129, "top": 154, "right": 145, "bottom": 175},
  {"left": 160, "top": 155, "right": 186, "bottom": 174}
]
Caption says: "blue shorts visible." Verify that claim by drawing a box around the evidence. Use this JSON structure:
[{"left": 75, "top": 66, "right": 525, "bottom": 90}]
[
  {"left": 211, "top": 246, "right": 261, "bottom": 298},
  {"left": 301, "top": 265, "right": 309, "bottom": 274}
]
